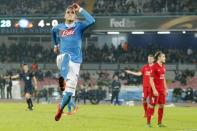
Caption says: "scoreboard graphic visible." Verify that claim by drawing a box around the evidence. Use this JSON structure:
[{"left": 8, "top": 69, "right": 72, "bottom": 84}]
[{"left": 0, "top": 17, "right": 63, "bottom": 34}]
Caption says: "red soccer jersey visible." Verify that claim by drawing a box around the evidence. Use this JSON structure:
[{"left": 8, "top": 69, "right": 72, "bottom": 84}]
[
  {"left": 150, "top": 63, "right": 166, "bottom": 93},
  {"left": 140, "top": 64, "right": 152, "bottom": 88}
]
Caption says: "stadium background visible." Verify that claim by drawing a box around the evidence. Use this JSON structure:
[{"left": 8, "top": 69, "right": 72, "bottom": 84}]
[
  {"left": 0, "top": 0, "right": 197, "bottom": 131},
  {"left": 0, "top": 0, "right": 197, "bottom": 103}
]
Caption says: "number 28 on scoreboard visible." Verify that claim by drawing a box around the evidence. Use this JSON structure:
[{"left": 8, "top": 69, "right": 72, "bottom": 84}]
[
  {"left": 0, "top": 19, "right": 11, "bottom": 28},
  {"left": 0, "top": 19, "right": 59, "bottom": 28}
]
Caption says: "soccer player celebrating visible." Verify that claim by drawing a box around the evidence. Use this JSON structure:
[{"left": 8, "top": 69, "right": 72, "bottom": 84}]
[
  {"left": 125, "top": 54, "right": 154, "bottom": 117},
  {"left": 146, "top": 51, "right": 168, "bottom": 127},
  {"left": 51, "top": 3, "right": 95, "bottom": 121}
]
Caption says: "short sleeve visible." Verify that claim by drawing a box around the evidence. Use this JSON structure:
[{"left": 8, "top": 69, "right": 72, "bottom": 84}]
[
  {"left": 31, "top": 72, "right": 35, "bottom": 77},
  {"left": 150, "top": 65, "right": 156, "bottom": 78},
  {"left": 140, "top": 65, "right": 145, "bottom": 75},
  {"left": 19, "top": 73, "right": 23, "bottom": 79}
]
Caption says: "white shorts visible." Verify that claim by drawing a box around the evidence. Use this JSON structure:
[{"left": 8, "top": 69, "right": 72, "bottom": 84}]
[{"left": 56, "top": 53, "right": 80, "bottom": 94}]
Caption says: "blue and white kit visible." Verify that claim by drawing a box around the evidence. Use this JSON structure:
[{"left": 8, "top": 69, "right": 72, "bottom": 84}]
[
  {"left": 52, "top": 7, "right": 95, "bottom": 94},
  {"left": 52, "top": 7, "right": 95, "bottom": 108}
]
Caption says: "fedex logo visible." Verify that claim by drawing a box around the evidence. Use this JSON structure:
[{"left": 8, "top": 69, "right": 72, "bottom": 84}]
[{"left": 60, "top": 28, "right": 74, "bottom": 37}]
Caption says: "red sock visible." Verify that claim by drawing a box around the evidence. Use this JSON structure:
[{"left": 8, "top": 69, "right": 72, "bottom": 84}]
[
  {"left": 147, "top": 107, "right": 154, "bottom": 124},
  {"left": 158, "top": 108, "right": 164, "bottom": 124},
  {"left": 143, "top": 102, "right": 147, "bottom": 115}
]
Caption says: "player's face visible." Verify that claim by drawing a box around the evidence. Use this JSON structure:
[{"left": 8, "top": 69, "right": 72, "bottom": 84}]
[
  {"left": 64, "top": 8, "right": 76, "bottom": 22},
  {"left": 114, "top": 76, "right": 118, "bottom": 81},
  {"left": 148, "top": 56, "right": 154, "bottom": 64},
  {"left": 159, "top": 54, "right": 166, "bottom": 64},
  {"left": 23, "top": 65, "right": 29, "bottom": 72}
]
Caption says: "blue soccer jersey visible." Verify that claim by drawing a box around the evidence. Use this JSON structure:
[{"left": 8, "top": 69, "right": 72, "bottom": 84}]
[{"left": 51, "top": 8, "right": 95, "bottom": 63}]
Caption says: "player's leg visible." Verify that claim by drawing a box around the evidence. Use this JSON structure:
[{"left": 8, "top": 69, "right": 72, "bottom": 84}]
[
  {"left": 6, "top": 86, "right": 9, "bottom": 99},
  {"left": 60, "top": 92, "right": 73, "bottom": 110},
  {"left": 67, "top": 98, "right": 72, "bottom": 113},
  {"left": 67, "top": 97, "right": 74, "bottom": 113},
  {"left": 56, "top": 52, "right": 71, "bottom": 119},
  {"left": 66, "top": 96, "right": 77, "bottom": 115},
  {"left": 142, "top": 98, "right": 147, "bottom": 117},
  {"left": 142, "top": 87, "right": 148, "bottom": 117},
  {"left": 55, "top": 92, "right": 72, "bottom": 121},
  {"left": 3, "top": 86, "right": 5, "bottom": 99},
  {"left": 25, "top": 92, "right": 33, "bottom": 110},
  {"left": 8, "top": 86, "right": 12, "bottom": 99},
  {"left": 55, "top": 60, "right": 80, "bottom": 121},
  {"left": 0, "top": 87, "right": 2, "bottom": 99},
  {"left": 56, "top": 53, "right": 70, "bottom": 91},
  {"left": 65, "top": 61, "right": 80, "bottom": 112},
  {"left": 146, "top": 95, "right": 157, "bottom": 127},
  {"left": 146, "top": 104, "right": 154, "bottom": 127},
  {"left": 111, "top": 92, "right": 115, "bottom": 104},
  {"left": 157, "top": 104, "right": 165, "bottom": 127},
  {"left": 157, "top": 94, "right": 166, "bottom": 127},
  {"left": 115, "top": 91, "right": 119, "bottom": 105},
  {"left": 10, "top": 86, "right": 12, "bottom": 99}
]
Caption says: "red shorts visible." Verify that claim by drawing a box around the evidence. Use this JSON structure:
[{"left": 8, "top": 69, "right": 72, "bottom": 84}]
[
  {"left": 148, "top": 92, "right": 166, "bottom": 105},
  {"left": 142, "top": 86, "right": 150, "bottom": 99}
]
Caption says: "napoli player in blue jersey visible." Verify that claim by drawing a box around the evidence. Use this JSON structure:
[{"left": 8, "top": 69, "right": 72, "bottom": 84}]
[{"left": 52, "top": 3, "right": 95, "bottom": 121}]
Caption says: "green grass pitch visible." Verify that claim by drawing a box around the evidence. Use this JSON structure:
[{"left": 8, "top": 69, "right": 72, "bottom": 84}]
[{"left": 0, "top": 103, "right": 197, "bottom": 131}]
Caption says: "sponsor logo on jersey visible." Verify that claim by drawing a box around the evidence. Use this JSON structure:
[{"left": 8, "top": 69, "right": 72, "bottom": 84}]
[
  {"left": 145, "top": 71, "right": 150, "bottom": 76},
  {"left": 60, "top": 28, "right": 75, "bottom": 37}
]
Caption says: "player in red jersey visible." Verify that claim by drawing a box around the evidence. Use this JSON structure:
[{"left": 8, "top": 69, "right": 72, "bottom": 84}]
[
  {"left": 146, "top": 51, "right": 168, "bottom": 127},
  {"left": 125, "top": 54, "right": 154, "bottom": 117}
]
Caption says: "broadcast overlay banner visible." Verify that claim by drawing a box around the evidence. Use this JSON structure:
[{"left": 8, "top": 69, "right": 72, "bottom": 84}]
[{"left": 0, "top": 16, "right": 196, "bottom": 34}]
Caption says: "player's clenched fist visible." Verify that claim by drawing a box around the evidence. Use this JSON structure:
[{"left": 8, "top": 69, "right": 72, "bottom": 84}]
[{"left": 72, "top": 3, "right": 80, "bottom": 12}]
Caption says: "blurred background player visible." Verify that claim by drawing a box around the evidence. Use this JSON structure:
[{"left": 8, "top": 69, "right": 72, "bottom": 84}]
[
  {"left": 0, "top": 75, "right": 6, "bottom": 99},
  {"left": 111, "top": 74, "right": 121, "bottom": 105},
  {"left": 146, "top": 51, "right": 168, "bottom": 127},
  {"left": 52, "top": 3, "right": 95, "bottom": 121},
  {"left": 5, "top": 64, "right": 37, "bottom": 110},
  {"left": 125, "top": 54, "right": 154, "bottom": 117},
  {"left": 6, "top": 75, "right": 13, "bottom": 99}
]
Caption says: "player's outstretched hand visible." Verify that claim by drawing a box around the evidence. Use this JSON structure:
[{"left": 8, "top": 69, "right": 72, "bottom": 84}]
[
  {"left": 125, "top": 70, "right": 131, "bottom": 74},
  {"left": 72, "top": 3, "right": 80, "bottom": 12}
]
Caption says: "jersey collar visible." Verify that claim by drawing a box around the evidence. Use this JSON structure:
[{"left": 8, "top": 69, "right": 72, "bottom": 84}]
[{"left": 65, "top": 22, "right": 76, "bottom": 28}]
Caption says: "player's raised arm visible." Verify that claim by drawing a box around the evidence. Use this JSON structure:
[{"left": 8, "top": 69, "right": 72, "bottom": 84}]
[
  {"left": 51, "top": 26, "right": 59, "bottom": 54},
  {"left": 4, "top": 74, "right": 20, "bottom": 80},
  {"left": 125, "top": 70, "right": 142, "bottom": 76},
  {"left": 72, "top": 3, "right": 95, "bottom": 29}
]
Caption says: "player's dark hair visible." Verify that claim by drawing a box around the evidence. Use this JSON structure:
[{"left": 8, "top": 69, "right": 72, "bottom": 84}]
[
  {"left": 148, "top": 54, "right": 153, "bottom": 57},
  {"left": 154, "top": 51, "right": 163, "bottom": 62},
  {"left": 67, "top": 5, "right": 74, "bottom": 9},
  {"left": 65, "top": 5, "right": 75, "bottom": 13},
  {"left": 112, "top": 74, "right": 119, "bottom": 79}
]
